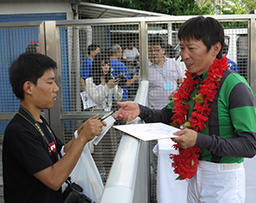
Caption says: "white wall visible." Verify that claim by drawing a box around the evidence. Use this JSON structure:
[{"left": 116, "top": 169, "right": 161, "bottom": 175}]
[{"left": 0, "top": 2, "right": 73, "bottom": 20}]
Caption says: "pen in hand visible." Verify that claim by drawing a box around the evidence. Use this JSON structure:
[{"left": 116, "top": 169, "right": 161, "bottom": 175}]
[{"left": 98, "top": 111, "right": 115, "bottom": 121}]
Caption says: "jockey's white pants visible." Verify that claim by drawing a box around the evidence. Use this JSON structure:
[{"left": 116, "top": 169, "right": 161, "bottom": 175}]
[{"left": 187, "top": 160, "right": 245, "bottom": 203}]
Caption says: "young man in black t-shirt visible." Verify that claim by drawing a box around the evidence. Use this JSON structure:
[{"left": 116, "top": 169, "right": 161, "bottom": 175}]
[{"left": 3, "top": 53, "right": 104, "bottom": 203}]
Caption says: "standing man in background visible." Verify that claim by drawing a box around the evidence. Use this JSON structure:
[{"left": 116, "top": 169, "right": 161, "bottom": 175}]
[
  {"left": 148, "top": 35, "right": 184, "bottom": 109},
  {"left": 122, "top": 41, "right": 140, "bottom": 76},
  {"left": 80, "top": 44, "right": 101, "bottom": 91},
  {"left": 122, "top": 41, "right": 140, "bottom": 63},
  {"left": 110, "top": 44, "right": 139, "bottom": 100}
]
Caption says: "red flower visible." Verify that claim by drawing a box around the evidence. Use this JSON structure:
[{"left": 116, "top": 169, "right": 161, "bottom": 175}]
[
  {"left": 170, "top": 145, "right": 201, "bottom": 180},
  {"left": 170, "top": 56, "right": 228, "bottom": 180}
]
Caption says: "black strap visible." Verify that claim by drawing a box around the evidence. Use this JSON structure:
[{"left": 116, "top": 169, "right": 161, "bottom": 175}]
[
  {"left": 18, "top": 107, "right": 60, "bottom": 160},
  {"left": 18, "top": 107, "right": 73, "bottom": 183},
  {"left": 65, "top": 177, "right": 72, "bottom": 185}
]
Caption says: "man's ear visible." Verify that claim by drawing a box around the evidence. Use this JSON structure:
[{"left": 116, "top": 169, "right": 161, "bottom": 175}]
[
  {"left": 212, "top": 42, "right": 222, "bottom": 56},
  {"left": 23, "top": 81, "right": 33, "bottom": 96}
]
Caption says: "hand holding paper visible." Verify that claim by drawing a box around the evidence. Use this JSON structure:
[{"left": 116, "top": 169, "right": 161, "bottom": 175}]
[{"left": 171, "top": 128, "right": 197, "bottom": 149}]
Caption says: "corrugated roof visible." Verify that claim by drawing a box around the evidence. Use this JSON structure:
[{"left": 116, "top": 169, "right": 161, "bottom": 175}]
[{"left": 78, "top": 2, "right": 168, "bottom": 19}]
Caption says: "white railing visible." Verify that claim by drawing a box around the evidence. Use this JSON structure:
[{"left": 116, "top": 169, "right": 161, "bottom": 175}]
[{"left": 100, "top": 80, "right": 149, "bottom": 203}]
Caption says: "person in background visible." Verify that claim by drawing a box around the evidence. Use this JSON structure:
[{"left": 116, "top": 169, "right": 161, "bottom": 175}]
[
  {"left": 222, "top": 43, "right": 239, "bottom": 73},
  {"left": 85, "top": 51, "right": 124, "bottom": 179},
  {"left": 148, "top": 35, "right": 184, "bottom": 109},
  {"left": 122, "top": 41, "right": 140, "bottom": 75},
  {"left": 110, "top": 44, "right": 139, "bottom": 100},
  {"left": 80, "top": 44, "right": 101, "bottom": 91},
  {"left": 122, "top": 41, "right": 140, "bottom": 62},
  {"left": 85, "top": 51, "right": 123, "bottom": 111},
  {"left": 114, "top": 16, "right": 256, "bottom": 203},
  {"left": 26, "top": 41, "right": 39, "bottom": 53},
  {"left": 3, "top": 53, "right": 104, "bottom": 203}
]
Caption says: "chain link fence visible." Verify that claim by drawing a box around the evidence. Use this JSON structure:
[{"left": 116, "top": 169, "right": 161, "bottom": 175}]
[{"left": 0, "top": 15, "right": 255, "bottom": 202}]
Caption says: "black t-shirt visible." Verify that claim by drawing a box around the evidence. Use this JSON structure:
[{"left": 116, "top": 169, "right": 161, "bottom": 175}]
[{"left": 3, "top": 113, "right": 64, "bottom": 203}]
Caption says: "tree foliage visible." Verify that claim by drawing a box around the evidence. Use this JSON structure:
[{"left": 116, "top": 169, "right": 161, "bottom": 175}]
[
  {"left": 221, "top": 0, "right": 246, "bottom": 14},
  {"left": 241, "top": 0, "right": 256, "bottom": 13},
  {"left": 88, "top": 0, "right": 255, "bottom": 15},
  {"left": 154, "top": 0, "right": 211, "bottom": 15},
  {"left": 89, "top": 0, "right": 211, "bottom": 15}
]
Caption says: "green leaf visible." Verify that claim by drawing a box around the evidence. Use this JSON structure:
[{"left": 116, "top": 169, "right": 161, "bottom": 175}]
[
  {"left": 176, "top": 176, "right": 185, "bottom": 180},
  {"left": 193, "top": 93, "right": 204, "bottom": 104},
  {"left": 183, "top": 121, "right": 191, "bottom": 128}
]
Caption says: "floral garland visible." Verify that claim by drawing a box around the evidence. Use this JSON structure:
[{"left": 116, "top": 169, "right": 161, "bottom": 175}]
[{"left": 169, "top": 56, "right": 228, "bottom": 180}]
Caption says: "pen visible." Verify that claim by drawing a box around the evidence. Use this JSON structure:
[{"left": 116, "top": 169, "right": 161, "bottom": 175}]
[{"left": 99, "top": 111, "right": 115, "bottom": 121}]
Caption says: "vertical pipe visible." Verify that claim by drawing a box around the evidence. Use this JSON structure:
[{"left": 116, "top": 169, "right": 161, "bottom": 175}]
[
  {"left": 139, "top": 21, "right": 148, "bottom": 81},
  {"left": 44, "top": 21, "right": 64, "bottom": 141},
  {"left": 248, "top": 17, "right": 256, "bottom": 104},
  {"left": 39, "top": 22, "right": 50, "bottom": 121},
  {"left": 71, "top": 5, "right": 81, "bottom": 112}
]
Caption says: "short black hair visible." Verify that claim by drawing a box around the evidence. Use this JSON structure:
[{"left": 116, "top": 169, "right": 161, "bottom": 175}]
[
  {"left": 9, "top": 53, "right": 56, "bottom": 100},
  {"left": 88, "top": 44, "right": 100, "bottom": 55},
  {"left": 148, "top": 35, "right": 165, "bottom": 48},
  {"left": 178, "top": 16, "right": 224, "bottom": 59}
]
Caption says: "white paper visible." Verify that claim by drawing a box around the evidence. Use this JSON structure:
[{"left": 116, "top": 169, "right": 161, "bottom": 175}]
[
  {"left": 80, "top": 91, "right": 97, "bottom": 110},
  {"left": 113, "top": 122, "right": 179, "bottom": 141},
  {"left": 93, "top": 115, "right": 116, "bottom": 145}
]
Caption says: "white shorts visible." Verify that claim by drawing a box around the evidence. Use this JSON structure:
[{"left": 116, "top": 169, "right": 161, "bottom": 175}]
[{"left": 187, "top": 160, "right": 245, "bottom": 203}]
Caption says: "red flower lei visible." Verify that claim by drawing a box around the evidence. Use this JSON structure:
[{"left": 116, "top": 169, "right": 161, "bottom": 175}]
[{"left": 169, "top": 56, "right": 228, "bottom": 180}]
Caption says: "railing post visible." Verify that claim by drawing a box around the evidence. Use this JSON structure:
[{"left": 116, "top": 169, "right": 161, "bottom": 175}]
[
  {"left": 43, "top": 21, "right": 64, "bottom": 141},
  {"left": 139, "top": 20, "right": 148, "bottom": 81},
  {"left": 248, "top": 16, "right": 256, "bottom": 101}
]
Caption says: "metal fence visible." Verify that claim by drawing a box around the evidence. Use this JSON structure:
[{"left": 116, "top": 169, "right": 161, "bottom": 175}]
[{"left": 0, "top": 14, "right": 256, "bottom": 202}]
